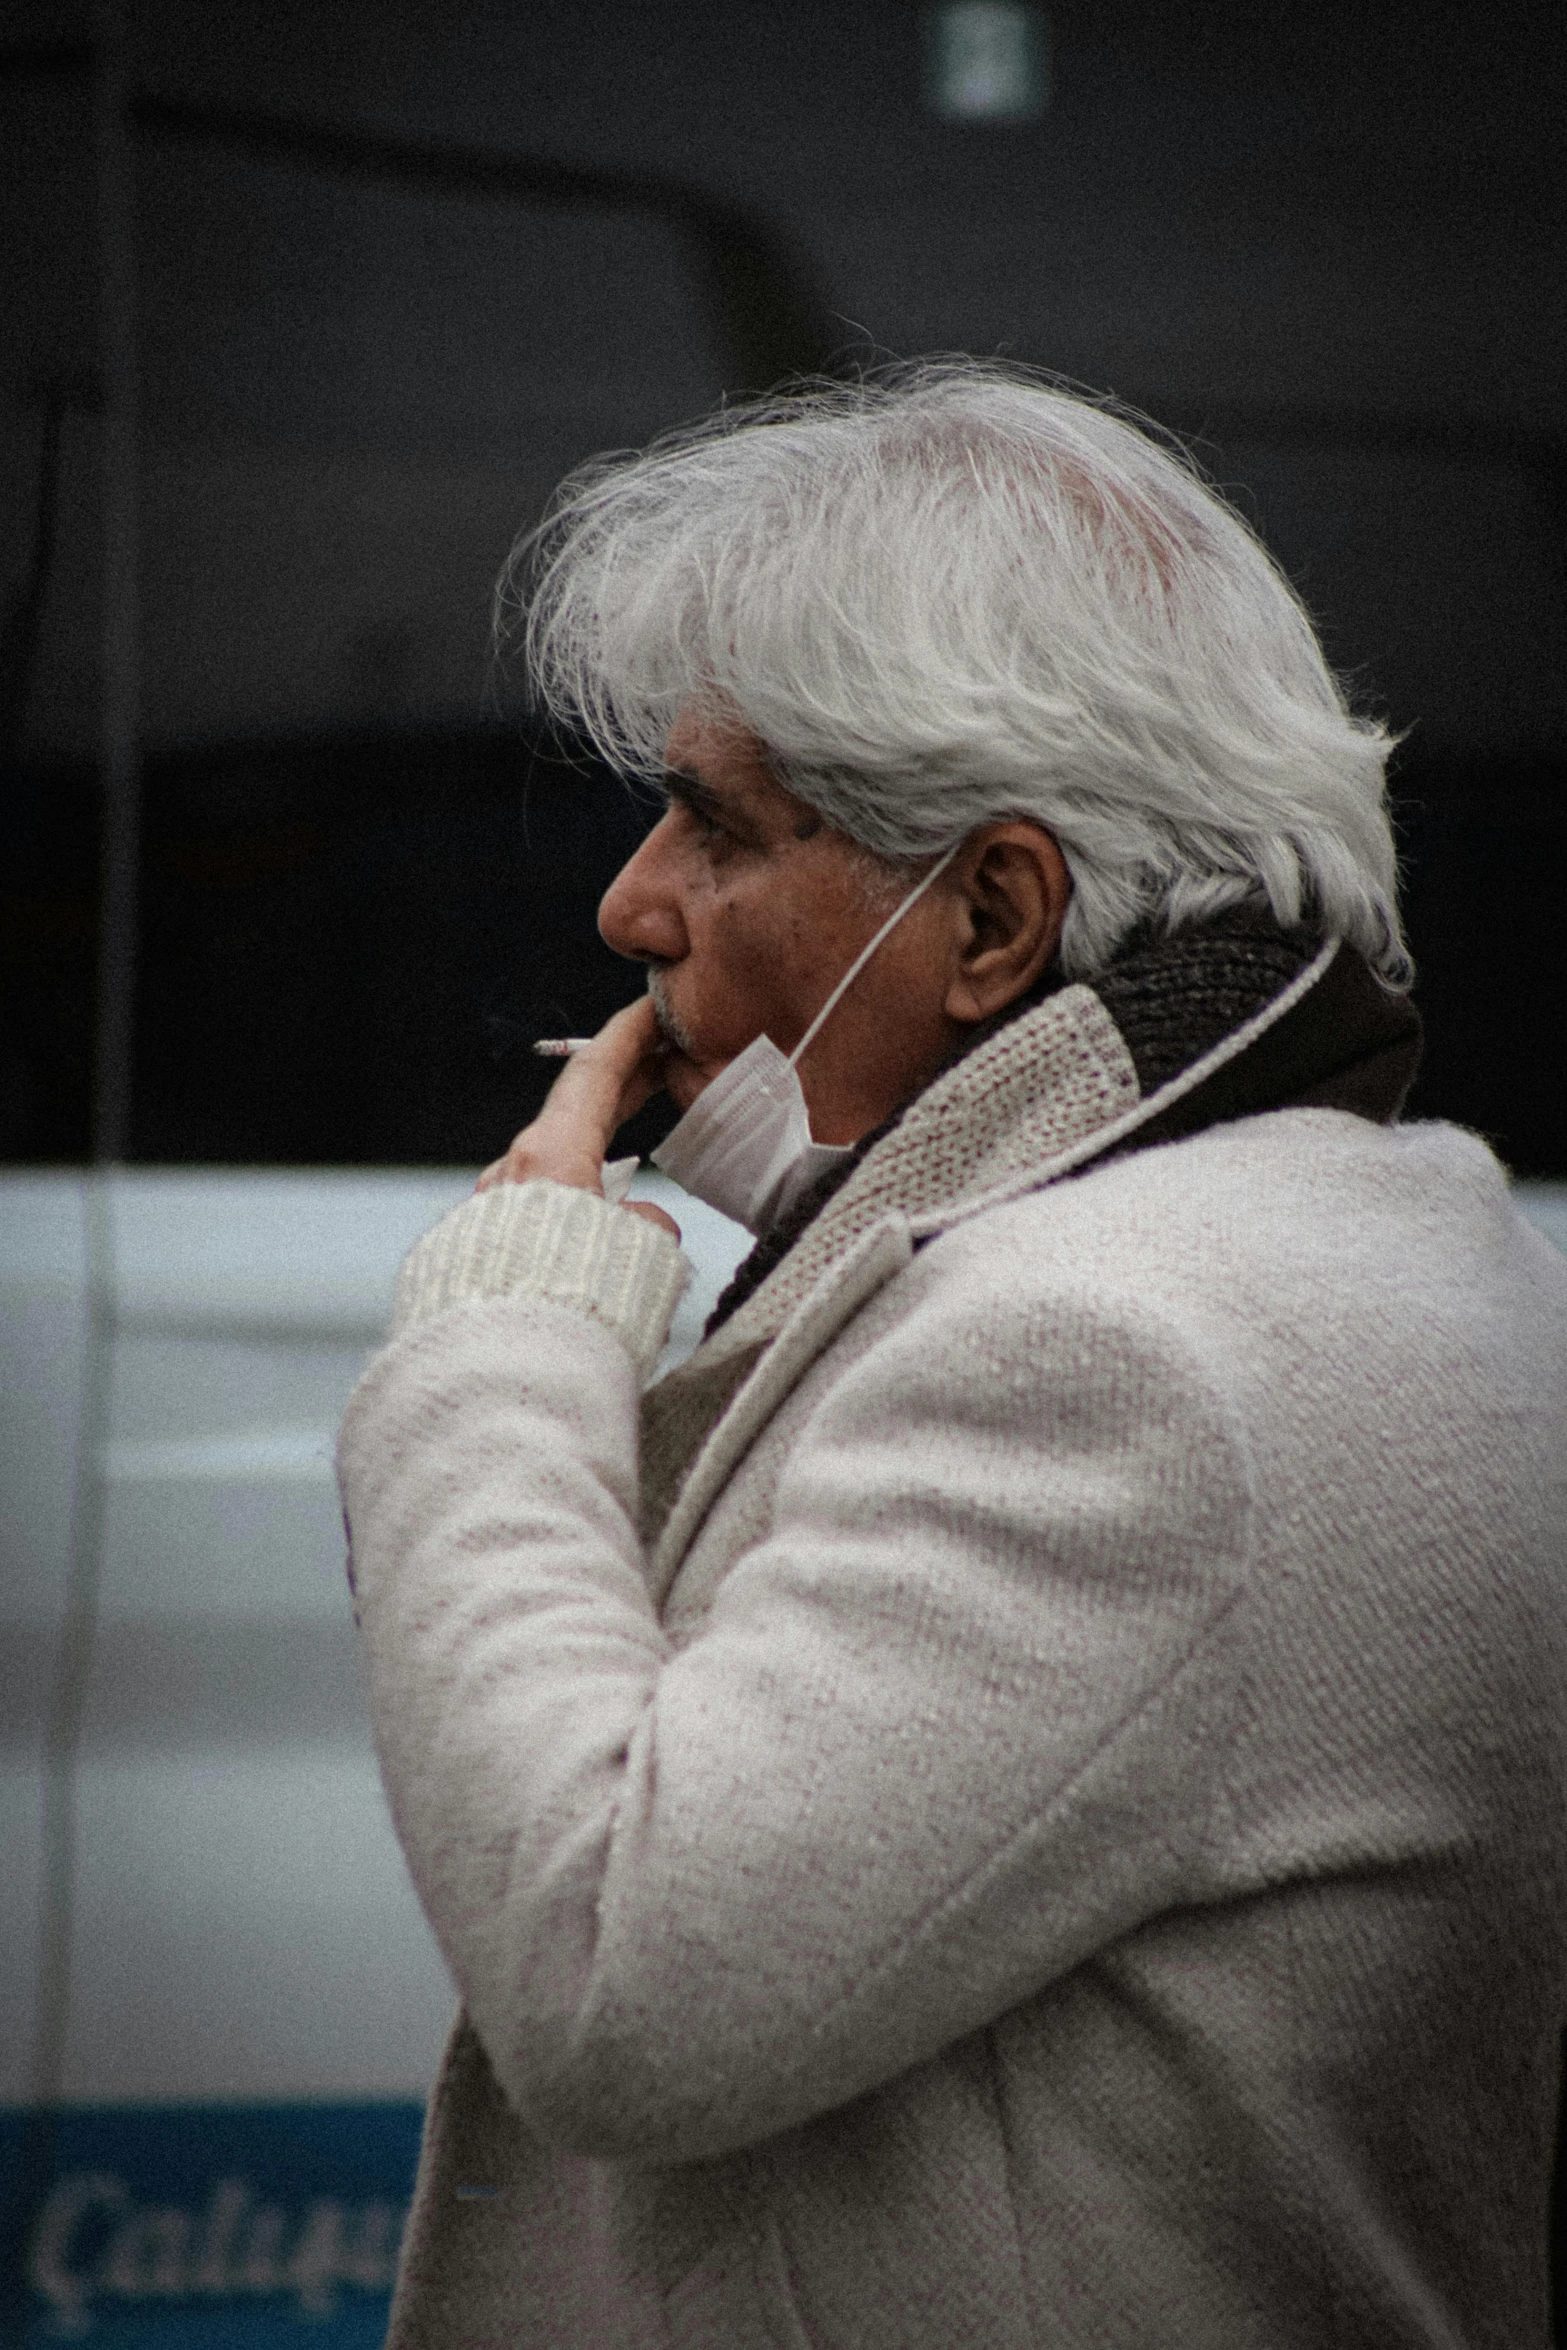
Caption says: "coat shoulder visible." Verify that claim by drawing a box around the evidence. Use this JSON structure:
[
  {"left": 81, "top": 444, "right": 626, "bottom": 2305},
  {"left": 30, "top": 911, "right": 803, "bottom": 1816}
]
[{"left": 933, "top": 1108, "right": 1566, "bottom": 1331}]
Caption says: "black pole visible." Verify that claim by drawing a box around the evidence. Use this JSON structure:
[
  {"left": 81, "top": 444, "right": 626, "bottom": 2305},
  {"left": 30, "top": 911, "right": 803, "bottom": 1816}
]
[
  {"left": 0, "top": 12, "right": 141, "bottom": 2342},
  {"left": 92, "top": 4, "right": 141, "bottom": 1172}
]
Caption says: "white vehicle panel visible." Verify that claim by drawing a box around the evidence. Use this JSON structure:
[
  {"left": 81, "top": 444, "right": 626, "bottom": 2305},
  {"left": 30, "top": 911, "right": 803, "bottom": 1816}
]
[{"left": 1, "top": 1165, "right": 1557, "bottom": 2342}]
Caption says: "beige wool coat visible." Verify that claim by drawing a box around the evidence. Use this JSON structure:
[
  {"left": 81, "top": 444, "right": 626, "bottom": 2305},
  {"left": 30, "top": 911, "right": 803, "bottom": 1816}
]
[{"left": 338, "top": 952, "right": 1567, "bottom": 2349}]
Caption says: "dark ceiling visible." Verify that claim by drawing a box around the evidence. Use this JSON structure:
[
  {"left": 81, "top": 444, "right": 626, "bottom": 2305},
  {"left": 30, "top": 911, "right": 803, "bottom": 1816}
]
[
  {"left": 4, "top": 0, "right": 1563, "bottom": 757},
  {"left": 2, "top": 0, "right": 1563, "bottom": 1170}
]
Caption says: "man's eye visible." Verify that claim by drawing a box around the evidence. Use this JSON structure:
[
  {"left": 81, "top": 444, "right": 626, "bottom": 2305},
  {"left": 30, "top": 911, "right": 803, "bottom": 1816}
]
[
  {"left": 662, "top": 789, "right": 750, "bottom": 856},
  {"left": 686, "top": 804, "right": 732, "bottom": 848}
]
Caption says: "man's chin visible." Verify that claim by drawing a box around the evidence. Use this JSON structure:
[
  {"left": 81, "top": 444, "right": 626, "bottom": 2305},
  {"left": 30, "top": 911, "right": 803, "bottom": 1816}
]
[{"left": 661, "top": 1054, "right": 718, "bottom": 1114}]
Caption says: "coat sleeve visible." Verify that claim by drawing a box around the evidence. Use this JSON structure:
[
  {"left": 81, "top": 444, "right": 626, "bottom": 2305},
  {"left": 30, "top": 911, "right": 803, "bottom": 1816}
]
[{"left": 337, "top": 1212, "right": 1254, "bottom": 2166}]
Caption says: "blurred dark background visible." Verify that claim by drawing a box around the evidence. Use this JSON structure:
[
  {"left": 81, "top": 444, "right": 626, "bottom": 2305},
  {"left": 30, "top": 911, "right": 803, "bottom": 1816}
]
[{"left": 3, "top": 0, "right": 1564, "bottom": 1174}]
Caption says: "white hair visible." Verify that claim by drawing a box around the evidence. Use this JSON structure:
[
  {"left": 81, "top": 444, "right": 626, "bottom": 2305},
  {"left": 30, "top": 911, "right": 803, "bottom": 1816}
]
[{"left": 500, "top": 360, "right": 1409, "bottom": 983}]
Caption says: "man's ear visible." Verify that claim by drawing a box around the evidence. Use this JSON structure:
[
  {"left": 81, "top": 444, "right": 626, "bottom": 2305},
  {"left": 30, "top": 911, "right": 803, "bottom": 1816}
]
[{"left": 943, "top": 822, "right": 1072, "bottom": 1024}]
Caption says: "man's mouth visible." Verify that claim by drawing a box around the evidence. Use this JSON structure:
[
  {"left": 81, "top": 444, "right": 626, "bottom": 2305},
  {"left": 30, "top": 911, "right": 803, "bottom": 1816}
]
[{"left": 646, "top": 968, "right": 700, "bottom": 1060}]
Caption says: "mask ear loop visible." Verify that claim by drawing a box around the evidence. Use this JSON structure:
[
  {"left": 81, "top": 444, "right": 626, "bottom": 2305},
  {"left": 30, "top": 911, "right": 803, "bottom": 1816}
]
[{"left": 787, "top": 840, "right": 963, "bottom": 1071}]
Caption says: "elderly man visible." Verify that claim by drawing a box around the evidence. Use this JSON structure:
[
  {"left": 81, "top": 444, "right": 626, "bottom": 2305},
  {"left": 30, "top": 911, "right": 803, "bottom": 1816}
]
[{"left": 338, "top": 364, "right": 1567, "bottom": 2349}]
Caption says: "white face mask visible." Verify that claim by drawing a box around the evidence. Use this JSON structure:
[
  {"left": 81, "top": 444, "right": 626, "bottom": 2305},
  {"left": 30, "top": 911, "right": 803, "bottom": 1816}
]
[{"left": 643, "top": 842, "right": 960, "bottom": 1235}]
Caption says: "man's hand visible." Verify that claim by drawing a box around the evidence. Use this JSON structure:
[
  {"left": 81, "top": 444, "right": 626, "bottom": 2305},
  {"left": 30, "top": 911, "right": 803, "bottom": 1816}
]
[{"left": 476, "top": 997, "right": 681, "bottom": 1239}]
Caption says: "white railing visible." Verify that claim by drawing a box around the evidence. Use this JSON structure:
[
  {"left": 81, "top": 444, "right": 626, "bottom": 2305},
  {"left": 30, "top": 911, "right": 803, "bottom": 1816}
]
[
  {"left": 0, "top": 1167, "right": 749, "bottom": 2110},
  {"left": 3, "top": 1166, "right": 1561, "bottom": 2108}
]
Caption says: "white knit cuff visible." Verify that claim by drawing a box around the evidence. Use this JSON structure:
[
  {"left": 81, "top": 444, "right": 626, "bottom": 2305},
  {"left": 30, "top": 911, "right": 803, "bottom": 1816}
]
[{"left": 391, "top": 1180, "right": 689, "bottom": 1379}]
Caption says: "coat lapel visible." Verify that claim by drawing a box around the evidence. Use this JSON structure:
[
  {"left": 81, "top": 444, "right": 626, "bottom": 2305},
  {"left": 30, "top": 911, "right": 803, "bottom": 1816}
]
[
  {"left": 642, "top": 930, "right": 1389, "bottom": 1604},
  {"left": 646, "top": 1215, "right": 914, "bottom": 1607}
]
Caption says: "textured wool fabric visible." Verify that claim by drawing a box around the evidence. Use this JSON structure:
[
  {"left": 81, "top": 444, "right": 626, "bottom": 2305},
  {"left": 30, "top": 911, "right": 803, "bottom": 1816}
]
[
  {"left": 703, "top": 971, "right": 1139, "bottom": 1338},
  {"left": 339, "top": 954, "right": 1567, "bottom": 2350},
  {"left": 392, "top": 1175, "right": 687, "bottom": 1378},
  {"left": 702, "top": 909, "right": 1418, "bottom": 1340},
  {"left": 1090, "top": 911, "right": 1323, "bottom": 1090},
  {"left": 712, "top": 980, "right": 1138, "bottom": 1347}
]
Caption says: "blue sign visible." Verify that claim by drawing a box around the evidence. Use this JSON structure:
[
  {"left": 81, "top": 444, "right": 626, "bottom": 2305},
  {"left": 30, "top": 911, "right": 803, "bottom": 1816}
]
[{"left": 0, "top": 2104, "right": 421, "bottom": 2344}]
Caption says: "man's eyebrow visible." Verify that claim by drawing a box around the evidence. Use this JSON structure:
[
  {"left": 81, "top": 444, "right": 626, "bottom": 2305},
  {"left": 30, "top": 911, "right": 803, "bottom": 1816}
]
[{"left": 660, "top": 766, "right": 729, "bottom": 821}]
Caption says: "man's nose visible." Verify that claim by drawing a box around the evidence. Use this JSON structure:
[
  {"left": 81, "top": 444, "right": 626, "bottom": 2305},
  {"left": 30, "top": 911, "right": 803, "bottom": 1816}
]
[{"left": 597, "top": 820, "right": 688, "bottom": 964}]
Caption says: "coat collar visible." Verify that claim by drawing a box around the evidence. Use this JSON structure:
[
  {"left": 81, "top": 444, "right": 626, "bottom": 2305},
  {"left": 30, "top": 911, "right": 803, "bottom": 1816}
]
[
  {"left": 640, "top": 925, "right": 1420, "bottom": 1599},
  {"left": 704, "top": 978, "right": 1140, "bottom": 1359}
]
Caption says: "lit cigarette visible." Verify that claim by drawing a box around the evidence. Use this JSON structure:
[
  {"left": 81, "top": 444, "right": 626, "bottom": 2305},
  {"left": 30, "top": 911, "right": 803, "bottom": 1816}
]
[{"left": 532, "top": 1037, "right": 593, "bottom": 1058}]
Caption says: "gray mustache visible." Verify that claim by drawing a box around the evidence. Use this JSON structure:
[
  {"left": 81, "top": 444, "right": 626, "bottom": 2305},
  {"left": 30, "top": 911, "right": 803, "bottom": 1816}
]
[{"left": 646, "top": 968, "right": 699, "bottom": 1059}]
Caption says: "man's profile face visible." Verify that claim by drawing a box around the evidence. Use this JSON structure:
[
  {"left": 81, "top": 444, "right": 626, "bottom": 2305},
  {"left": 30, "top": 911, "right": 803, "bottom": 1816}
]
[{"left": 596, "top": 714, "right": 957, "bottom": 1144}]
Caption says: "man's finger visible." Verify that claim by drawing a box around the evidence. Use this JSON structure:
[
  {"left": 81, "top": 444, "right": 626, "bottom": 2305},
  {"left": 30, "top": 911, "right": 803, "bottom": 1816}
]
[
  {"left": 475, "top": 998, "right": 669, "bottom": 1194},
  {"left": 542, "top": 997, "right": 668, "bottom": 1137},
  {"left": 621, "top": 1199, "right": 681, "bottom": 1241}
]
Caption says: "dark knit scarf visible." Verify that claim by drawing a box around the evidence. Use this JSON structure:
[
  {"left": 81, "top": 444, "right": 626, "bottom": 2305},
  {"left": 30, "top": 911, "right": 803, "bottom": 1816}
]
[{"left": 704, "top": 909, "right": 1421, "bottom": 1339}]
